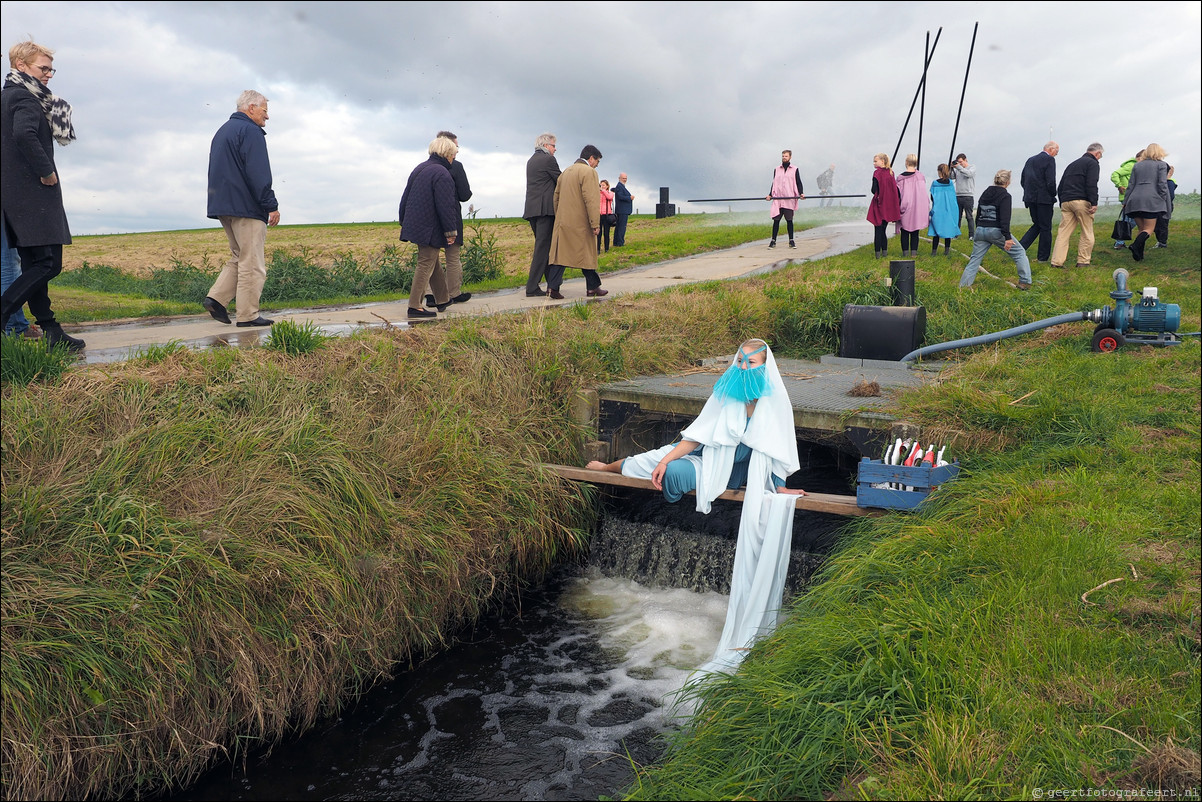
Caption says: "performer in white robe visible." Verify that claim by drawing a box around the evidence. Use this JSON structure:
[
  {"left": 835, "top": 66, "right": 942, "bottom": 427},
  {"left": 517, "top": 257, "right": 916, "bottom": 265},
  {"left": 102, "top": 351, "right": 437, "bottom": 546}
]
[{"left": 586, "top": 338, "right": 804, "bottom": 674}]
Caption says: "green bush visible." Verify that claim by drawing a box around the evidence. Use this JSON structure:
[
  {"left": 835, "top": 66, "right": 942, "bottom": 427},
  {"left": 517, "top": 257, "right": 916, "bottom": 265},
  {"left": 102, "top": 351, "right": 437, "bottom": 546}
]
[{"left": 461, "top": 209, "right": 504, "bottom": 284}]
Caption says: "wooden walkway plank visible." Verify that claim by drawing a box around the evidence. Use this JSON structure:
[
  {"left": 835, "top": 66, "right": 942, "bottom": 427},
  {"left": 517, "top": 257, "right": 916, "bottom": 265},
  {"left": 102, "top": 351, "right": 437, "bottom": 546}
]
[{"left": 542, "top": 464, "right": 881, "bottom": 518}]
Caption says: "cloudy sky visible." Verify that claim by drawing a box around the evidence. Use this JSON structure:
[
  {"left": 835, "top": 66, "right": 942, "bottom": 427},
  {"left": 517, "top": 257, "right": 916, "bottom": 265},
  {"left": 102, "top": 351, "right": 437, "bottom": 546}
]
[{"left": 2, "top": 1, "right": 1199, "bottom": 236}]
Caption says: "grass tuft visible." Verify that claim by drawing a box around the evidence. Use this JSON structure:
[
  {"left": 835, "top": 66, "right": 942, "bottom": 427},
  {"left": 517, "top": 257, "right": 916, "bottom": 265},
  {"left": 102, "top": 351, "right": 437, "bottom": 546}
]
[
  {"left": 264, "top": 320, "right": 332, "bottom": 355},
  {"left": 0, "top": 332, "right": 78, "bottom": 385}
]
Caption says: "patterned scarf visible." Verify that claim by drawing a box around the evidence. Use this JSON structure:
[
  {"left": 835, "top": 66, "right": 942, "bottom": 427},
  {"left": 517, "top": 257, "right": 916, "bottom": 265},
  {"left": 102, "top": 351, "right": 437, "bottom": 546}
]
[{"left": 7, "top": 68, "right": 76, "bottom": 146}]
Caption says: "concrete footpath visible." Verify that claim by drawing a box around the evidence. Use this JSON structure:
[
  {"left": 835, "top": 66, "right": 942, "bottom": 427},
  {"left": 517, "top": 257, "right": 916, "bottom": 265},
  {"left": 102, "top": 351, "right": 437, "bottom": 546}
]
[{"left": 72, "top": 221, "right": 874, "bottom": 365}]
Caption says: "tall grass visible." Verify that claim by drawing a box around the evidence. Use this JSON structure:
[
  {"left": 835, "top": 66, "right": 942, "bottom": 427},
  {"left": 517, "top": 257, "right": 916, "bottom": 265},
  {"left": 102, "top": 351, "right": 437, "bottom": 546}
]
[{"left": 2, "top": 219, "right": 1197, "bottom": 800}]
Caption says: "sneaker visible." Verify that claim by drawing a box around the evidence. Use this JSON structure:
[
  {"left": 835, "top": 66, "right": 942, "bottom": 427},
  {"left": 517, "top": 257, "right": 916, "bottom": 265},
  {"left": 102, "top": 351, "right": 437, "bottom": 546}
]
[
  {"left": 1016, "top": 282, "right": 1031, "bottom": 291},
  {"left": 789, "top": 240, "right": 796, "bottom": 248},
  {"left": 1155, "top": 243, "right": 1168, "bottom": 249},
  {"left": 1113, "top": 241, "right": 1126, "bottom": 250},
  {"left": 26, "top": 323, "right": 42, "bottom": 339},
  {"left": 44, "top": 325, "right": 86, "bottom": 352},
  {"left": 768, "top": 240, "right": 776, "bottom": 249}
]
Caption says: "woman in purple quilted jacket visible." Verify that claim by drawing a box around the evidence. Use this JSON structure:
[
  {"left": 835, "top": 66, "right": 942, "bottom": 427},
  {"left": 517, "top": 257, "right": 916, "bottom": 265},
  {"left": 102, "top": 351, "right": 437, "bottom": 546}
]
[{"left": 398, "top": 136, "right": 461, "bottom": 319}]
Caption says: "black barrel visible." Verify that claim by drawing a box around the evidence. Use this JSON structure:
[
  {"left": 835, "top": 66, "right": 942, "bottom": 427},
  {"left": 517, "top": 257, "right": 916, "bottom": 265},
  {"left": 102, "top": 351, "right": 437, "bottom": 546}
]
[
  {"left": 889, "top": 259, "right": 916, "bottom": 306},
  {"left": 838, "top": 304, "right": 926, "bottom": 361}
]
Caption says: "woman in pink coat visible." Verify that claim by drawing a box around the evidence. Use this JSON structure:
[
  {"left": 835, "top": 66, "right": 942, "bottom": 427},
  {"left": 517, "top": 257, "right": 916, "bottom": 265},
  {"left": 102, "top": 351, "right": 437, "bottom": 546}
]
[
  {"left": 598, "top": 179, "right": 616, "bottom": 253},
  {"left": 895, "top": 154, "right": 929, "bottom": 258}
]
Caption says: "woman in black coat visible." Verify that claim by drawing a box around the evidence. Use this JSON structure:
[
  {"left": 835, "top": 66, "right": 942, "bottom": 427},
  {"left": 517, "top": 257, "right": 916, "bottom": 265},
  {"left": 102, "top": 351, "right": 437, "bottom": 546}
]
[
  {"left": 0, "top": 40, "right": 83, "bottom": 350},
  {"left": 398, "top": 136, "right": 461, "bottom": 318}
]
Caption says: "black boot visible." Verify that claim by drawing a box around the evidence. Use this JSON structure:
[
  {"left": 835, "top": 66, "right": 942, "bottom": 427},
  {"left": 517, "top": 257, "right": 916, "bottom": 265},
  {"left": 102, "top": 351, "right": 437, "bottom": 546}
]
[
  {"left": 44, "top": 324, "right": 86, "bottom": 353},
  {"left": 1131, "top": 232, "right": 1148, "bottom": 261}
]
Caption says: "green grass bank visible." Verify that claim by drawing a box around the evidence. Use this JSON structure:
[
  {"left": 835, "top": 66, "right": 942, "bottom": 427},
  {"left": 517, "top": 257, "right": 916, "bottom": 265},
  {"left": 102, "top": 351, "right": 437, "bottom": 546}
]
[{"left": 1, "top": 217, "right": 1199, "bottom": 800}]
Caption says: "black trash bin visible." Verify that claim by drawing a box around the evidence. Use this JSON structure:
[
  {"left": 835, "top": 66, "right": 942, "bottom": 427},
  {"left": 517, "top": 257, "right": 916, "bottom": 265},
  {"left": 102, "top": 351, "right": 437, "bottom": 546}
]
[{"left": 838, "top": 304, "right": 926, "bottom": 361}]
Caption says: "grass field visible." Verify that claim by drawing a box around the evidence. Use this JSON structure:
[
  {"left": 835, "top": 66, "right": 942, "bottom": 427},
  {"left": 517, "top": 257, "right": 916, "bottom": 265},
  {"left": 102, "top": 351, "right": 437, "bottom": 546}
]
[{"left": 1, "top": 211, "right": 1198, "bottom": 800}]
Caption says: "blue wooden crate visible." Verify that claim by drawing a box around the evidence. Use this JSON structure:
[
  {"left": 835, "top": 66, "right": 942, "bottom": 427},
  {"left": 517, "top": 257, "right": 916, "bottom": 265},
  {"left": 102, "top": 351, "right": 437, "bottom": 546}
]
[{"left": 856, "top": 457, "right": 960, "bottom": 510}]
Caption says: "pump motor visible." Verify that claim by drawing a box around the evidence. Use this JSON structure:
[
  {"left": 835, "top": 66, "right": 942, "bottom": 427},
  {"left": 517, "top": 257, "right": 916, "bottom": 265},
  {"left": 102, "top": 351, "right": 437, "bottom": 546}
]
[{"left": 1085, "top": 268, "right": 1182, "bottom": 352}]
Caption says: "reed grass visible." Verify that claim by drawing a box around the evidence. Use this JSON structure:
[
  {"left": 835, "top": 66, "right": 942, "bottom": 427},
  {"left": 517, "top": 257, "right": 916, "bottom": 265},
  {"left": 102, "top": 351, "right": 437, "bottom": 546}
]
[{"left": 2, "top": 219, "right": 1198, "bottom": 800}]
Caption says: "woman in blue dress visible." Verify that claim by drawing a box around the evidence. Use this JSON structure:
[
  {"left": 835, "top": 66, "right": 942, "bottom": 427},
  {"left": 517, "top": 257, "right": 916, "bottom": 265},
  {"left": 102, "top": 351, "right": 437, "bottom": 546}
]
[{"left": 928, "top": 163, "right": 960, "bottom": 256}]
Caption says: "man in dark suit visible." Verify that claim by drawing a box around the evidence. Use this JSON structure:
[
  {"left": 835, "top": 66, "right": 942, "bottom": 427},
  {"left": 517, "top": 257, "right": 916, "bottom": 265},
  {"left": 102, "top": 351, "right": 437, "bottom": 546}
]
[
  {"left": 0, "top": 39, "right": 84, "bottom": 351},
  {"left": 612, "top": 172, "right": 634, "bottom": 246},
  {"left": 523, "top": 132, "right": 561, "bottom": 297},
  {"left": 1018, "top": 141, "right": 1059, "bottom": 263}
]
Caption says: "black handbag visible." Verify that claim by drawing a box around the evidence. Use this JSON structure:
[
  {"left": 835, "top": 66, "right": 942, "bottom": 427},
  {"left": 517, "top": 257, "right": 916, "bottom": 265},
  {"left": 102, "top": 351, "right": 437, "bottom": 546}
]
[{"left": 1111, "top": 217, "right": 1132, "bottom": 241}]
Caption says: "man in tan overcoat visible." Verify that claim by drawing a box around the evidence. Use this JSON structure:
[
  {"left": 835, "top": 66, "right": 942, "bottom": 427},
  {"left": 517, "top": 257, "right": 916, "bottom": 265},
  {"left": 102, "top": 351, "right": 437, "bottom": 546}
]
[{"left": 548, "top": 144, "right": 607, "bottom": 298}]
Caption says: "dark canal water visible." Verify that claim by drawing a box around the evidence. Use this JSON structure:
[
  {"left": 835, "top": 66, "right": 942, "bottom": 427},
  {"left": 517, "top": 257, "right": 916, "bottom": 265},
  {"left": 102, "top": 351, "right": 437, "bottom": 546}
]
[{"left": 163, "top": 566, "right": 732, "bottom": 801}]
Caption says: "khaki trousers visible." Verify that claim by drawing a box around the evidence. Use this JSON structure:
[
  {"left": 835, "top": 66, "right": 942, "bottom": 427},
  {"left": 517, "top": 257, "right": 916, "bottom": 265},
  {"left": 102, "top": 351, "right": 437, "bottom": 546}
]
[
  {"left": 410, "top": 245, "right": 449, "bottom": 309},
  {"left": 1050, "top": 200, "right": 1095, "bottom": 267},
  {"left": 209, "top": 216, "right": 268, "bottom": 322},
  {"left": 436, "top": 243, "right": 463, "bottom": 299}
]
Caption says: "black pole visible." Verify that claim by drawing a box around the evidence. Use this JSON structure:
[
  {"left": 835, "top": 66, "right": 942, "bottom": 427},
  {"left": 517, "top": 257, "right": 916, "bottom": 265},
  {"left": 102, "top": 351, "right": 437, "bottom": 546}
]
[
  {"left": 917, "top": 31, "right": 928, "bottom": 170},
  {"left": 947, "top": 22, "right": 979, "bottom": 168},
  {"left": 891, "top": 27, "right": 942, "bottom": 168}
]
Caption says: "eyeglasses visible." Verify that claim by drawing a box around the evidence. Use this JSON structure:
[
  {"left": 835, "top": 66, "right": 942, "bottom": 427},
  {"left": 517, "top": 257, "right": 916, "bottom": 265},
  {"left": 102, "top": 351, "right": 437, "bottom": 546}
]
[{"left": 33, "top": 65, "right": 56, "bottom": 76}]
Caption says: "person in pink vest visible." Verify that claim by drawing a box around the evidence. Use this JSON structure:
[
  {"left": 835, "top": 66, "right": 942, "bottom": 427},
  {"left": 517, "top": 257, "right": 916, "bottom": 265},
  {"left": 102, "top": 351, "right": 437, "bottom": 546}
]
[
  {"left": 895, "top": 154, "right": 929, "bottom": 258},
  {"left": 867, "top": 153, "right": 901, "bottom": 259},
  {"left": 598, "top": 179, "right": 616, "bottom": 253},
  {"left": 764, "top": 149, "right": 805, "bottom": 248}
]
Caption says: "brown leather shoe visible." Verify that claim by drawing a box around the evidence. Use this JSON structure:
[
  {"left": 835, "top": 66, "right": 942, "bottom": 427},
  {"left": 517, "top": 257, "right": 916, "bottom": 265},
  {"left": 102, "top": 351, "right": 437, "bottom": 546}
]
[
  {"left": 547, "top": 289, "right": 565, "bottom": 300},
  {"left": 586, "top": 288, "right": 609, "bottom": 297}
]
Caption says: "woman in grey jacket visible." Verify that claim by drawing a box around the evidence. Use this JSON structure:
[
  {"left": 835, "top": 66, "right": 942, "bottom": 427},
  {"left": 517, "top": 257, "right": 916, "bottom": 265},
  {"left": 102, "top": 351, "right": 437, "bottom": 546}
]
[{"left": 1123, "top": 143, "right": 1171, "bottom": 261}]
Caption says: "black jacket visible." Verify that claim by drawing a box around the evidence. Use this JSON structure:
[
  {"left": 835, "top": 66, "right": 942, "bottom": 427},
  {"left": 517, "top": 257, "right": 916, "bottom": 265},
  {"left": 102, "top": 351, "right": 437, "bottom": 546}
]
[
  {"left": 1020, "top": 150, "right": 1057, "bottom": 205},
  {"left": 1056, "top": 153, "right": 1100, "bottom": 206},
  {"left": 447, "top": 159, "right": 472, "bottom": 241},
  {"left": 0, "top": 77, "right": 71, "bottom": 246},
  {"left": 975, "top": 185, "right": 1014, "bottom": 239}
]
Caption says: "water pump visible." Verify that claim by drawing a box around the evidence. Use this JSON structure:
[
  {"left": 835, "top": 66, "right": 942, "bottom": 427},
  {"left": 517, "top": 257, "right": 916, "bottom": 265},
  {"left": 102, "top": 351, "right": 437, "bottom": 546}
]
[{"left": 1085, "top": 268, "right": 1182, "bottom": 352}]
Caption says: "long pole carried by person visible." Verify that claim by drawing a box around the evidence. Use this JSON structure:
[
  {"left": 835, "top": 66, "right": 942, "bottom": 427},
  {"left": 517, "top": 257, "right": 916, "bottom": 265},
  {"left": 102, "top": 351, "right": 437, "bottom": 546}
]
[
  {"left": 891, "top": 27, "right": 942, "bottom": 168},
  {"left": 947, "top": 22, "right": 979, "bottom": 168},
  {"left": 686, "top": 195, "right": 866, "bottom": 203}
]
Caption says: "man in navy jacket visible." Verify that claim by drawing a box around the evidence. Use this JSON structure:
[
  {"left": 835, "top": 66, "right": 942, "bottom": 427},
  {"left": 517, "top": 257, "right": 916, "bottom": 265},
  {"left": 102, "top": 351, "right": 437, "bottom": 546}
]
[
  {"left": 202, "top": 90, "right": 280, "bottom": 327},
  {"left": 612, "top": 172, "right": 634, "bottom": 246},
  {"left": 1018, "top": 141, "right": 1058, "bottom": 263}
]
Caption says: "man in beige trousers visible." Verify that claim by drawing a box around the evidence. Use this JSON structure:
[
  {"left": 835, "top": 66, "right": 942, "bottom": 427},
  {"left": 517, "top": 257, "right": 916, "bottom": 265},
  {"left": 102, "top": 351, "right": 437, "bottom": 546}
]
[{"left": 203, "top": 90, "right": 280, "bottom": 327}]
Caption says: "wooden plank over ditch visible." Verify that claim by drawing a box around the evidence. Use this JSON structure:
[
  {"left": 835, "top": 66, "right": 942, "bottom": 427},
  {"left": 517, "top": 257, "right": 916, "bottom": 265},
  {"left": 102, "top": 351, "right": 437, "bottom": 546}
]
[{"left": 543, "top": 464, "right": 881, "bottom": 518}]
